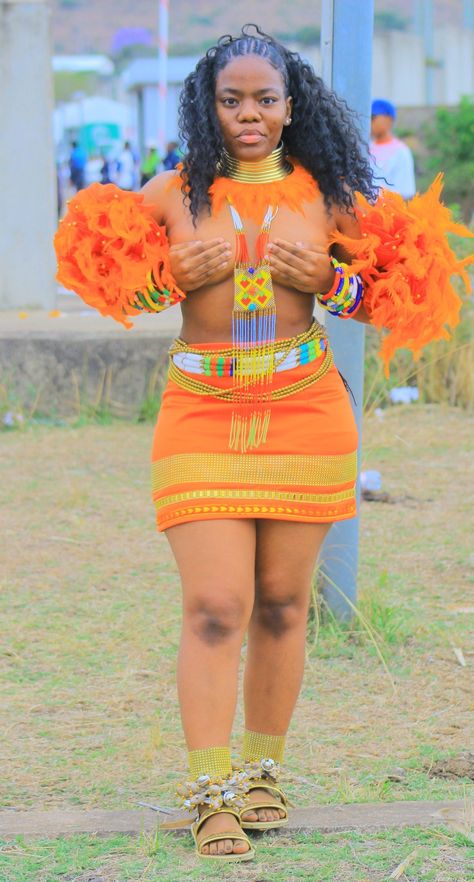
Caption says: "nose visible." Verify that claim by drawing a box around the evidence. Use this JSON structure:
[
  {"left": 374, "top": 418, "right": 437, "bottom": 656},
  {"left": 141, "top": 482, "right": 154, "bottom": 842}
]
[{"left": 237, "top": 100, "right": 262, "bottom": 122}]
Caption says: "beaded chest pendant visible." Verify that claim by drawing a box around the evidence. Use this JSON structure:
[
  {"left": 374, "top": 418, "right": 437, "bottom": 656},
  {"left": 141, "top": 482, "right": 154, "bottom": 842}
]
[{"left": 227, "top": 198, "right": 277, "bottom": 452}]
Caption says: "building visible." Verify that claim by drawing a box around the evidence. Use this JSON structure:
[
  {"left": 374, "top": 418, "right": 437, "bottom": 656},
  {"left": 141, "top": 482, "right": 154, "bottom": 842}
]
[{"left": 122, "top": 26, "right": 474, "bottom": 149}]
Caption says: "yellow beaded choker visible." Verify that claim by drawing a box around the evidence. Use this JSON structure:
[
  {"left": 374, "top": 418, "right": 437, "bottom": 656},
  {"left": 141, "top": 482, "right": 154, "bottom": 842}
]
[{"left": 220, "top": 142, "right": 293, "bottom": 183}]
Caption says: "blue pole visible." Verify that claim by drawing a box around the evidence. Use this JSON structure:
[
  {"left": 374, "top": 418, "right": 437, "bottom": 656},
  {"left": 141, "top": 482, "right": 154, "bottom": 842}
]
[{"left": 319, "top": 0, "right": 374, "bottom": 621}]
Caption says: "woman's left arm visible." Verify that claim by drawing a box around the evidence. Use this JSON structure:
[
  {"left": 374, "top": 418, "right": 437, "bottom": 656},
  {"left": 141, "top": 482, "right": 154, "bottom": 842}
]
[{"left": 330, "top": 206, "right": 371, "bottom": 324}]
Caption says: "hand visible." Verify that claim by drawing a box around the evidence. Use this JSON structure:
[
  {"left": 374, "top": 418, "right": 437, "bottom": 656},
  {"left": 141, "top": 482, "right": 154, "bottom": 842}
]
[
  {"left": 169, "top": 238, "right": 232, "bottom": 291},
  {"left": 267, "top": 239, "right": 335, "bottom": 294}
]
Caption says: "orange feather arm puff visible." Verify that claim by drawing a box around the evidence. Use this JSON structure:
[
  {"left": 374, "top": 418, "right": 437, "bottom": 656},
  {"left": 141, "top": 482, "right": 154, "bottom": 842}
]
[
  {"left": 330, "top": 174, "right": 473, "bottom": 373},
  {"left": 54, "top": 183, "right": 186, "bottom": 328}
]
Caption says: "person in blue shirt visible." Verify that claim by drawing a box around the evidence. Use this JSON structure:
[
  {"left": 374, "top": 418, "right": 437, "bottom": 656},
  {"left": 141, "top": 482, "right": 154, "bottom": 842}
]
[
  {"left": 69, "top": 141, "right": 87, "bottom": 192},
  {"left": 163, "top": 141, "right": 182, "bottom": 171}
]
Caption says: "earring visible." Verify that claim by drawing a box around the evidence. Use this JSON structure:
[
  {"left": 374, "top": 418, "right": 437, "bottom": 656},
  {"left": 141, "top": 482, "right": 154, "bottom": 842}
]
[{"left": 285, "top": 117, "right": 292, "bottom": 125}]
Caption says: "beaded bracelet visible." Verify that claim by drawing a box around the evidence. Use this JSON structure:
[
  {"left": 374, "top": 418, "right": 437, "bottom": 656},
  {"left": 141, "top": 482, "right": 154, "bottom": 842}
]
[{"left": 316, "top": 257, "right": 363, "bottom": 319}]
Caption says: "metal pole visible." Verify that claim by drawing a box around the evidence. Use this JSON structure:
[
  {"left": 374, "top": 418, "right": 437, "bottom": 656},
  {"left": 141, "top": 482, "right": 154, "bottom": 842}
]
[
  {"left": 463, "top": 0, "right": 474, "bottom": 29},
  {"left": 422, "top": 0, "right": 434, "bottom": 106},
  {"left": 319, "top": 0, "right": 374, "bottom": 621},
  {"left": 157, "top": 0, "right": 169, "bottom": 156},
  {"left": 0, "top": 0, "right": 56, "bottom": 309}
]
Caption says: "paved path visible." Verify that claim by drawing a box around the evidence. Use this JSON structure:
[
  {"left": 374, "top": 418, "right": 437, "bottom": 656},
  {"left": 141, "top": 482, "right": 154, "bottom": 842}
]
[
  {"left": 0, "top": 800, "right": 467, "bottom": 839},
  {"left": 0, "top": 292, "right": 182, "bottom": 339}
]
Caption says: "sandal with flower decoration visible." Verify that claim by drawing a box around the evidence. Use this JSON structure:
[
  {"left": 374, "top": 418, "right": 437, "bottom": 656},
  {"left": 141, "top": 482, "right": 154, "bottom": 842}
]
[
  {"left": 176, "top": 768, "right": 255, "bottom": 862},
  {"left": 191, "top": 805, "right": 255, "bottom": 862},
  {"left": 238, "top": 758, "right": 289, "bottom": 831}
]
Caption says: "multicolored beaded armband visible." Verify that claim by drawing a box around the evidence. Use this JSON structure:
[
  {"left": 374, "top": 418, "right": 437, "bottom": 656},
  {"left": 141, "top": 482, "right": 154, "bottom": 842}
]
[{"left": 316, "top": 257, "right": 363, "bottom": 319}]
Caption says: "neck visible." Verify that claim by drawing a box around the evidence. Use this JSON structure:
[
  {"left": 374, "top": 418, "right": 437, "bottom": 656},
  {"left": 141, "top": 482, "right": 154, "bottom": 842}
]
[
  {"left": 219, "top": 142, "right": 293, "bottom": 183},
  {"left": 373, "top": 134, "right": 394, "bottom": 144}
]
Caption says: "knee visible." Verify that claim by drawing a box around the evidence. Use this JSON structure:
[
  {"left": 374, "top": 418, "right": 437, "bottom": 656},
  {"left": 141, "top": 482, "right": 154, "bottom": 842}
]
[
  {"left": 254, "top": 576, "right": 309, "bottom": 638},
  {"left": 186, "top": 593, "right": 250, "bottom": 646}
]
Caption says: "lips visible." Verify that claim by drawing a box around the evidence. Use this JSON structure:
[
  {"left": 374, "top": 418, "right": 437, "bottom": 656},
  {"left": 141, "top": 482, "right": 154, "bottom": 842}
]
[{"left": 236, "top": 130, "right": 264, "bottom": 144}]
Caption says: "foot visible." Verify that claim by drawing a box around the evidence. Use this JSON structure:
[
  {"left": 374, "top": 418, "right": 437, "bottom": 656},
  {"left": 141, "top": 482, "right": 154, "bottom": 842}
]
[
  {"left": 197, "top": 807, "right": 251, "bottom": 857},
  {"left": 240, "top": 787, "right": 286, "bottom": 824}
]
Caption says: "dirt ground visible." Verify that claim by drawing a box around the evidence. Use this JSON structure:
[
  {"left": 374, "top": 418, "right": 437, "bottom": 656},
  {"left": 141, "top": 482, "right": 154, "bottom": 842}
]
[{"left": 1, "top": 404, "right": 473, "bottom": 814}]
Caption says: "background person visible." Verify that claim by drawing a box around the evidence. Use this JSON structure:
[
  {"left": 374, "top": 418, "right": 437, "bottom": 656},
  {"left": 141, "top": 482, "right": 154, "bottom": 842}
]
[
  {"left": 68, "top": 140, "right": 87, "bottom": 192},
  {"left": 370, "top": 98, "right": 416, "bottom": 199},
  {"left": 116, "top": 141, "right": 136, "bottom": 190},
  {"left": 162, "top": 140, "right": 181, "bottom": 171},
  {"left": 140, "top": 145, "right": 161, "bottom": 186}
]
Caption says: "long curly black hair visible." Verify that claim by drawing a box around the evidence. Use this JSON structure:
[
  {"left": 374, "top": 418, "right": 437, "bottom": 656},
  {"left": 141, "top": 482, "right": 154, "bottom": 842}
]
[{"left": 178, "top": 24, "right": 376, "bottom": 222}]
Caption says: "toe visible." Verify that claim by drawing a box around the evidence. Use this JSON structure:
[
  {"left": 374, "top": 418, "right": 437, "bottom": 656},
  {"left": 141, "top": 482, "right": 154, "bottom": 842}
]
[
  {"left": 234, "top": 839, "right": 250, "bottom": 854},
  {"left": 241, "top": 809, "right": 259, "bottom": 822},
  {"left": 209, "top": 842, "right": 218, "bottom": 856},
  {"left": 224, "top": 839, "right": 233, "bottom": 854},
  {"left": 201, "top": 844, "right": 209, "bottom": 855}
]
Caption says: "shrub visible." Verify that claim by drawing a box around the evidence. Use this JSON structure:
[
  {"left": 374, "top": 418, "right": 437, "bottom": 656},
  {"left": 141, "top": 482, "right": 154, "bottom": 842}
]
[{"left": 422, "top": 97, "right": 474, "bottom": 222}]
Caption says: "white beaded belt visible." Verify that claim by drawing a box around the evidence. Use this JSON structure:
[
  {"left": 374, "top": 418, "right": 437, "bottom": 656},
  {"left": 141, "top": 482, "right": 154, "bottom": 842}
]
[{"left": 171, "top": 336, "right": 328, "bottom": 377}]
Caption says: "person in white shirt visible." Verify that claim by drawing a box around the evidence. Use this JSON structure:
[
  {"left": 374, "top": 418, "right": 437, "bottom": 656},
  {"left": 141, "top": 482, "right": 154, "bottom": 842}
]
[
  {"left": 116, "top": 141, "right": 136, "bottom": 191},
  {"left": 369, "top": 99, "right": 416, "bottom": 199}
]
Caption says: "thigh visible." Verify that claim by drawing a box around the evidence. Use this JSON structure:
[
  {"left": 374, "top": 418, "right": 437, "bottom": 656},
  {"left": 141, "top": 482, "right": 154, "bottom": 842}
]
[
  {"left": 255, "top": 520, "right": 331, "bottom": 600},
  {"left": 166, "top": 519, "right": 257, "bottom": 612}
]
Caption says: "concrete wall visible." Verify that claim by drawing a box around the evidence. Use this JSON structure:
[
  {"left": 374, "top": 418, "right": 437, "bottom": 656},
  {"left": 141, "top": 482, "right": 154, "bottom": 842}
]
[
  {"left": 303, "top": 26, "right": 474, "bottom": 107},
  {"left": 0, "top": 0, "right": 57, "bottom": 309}
]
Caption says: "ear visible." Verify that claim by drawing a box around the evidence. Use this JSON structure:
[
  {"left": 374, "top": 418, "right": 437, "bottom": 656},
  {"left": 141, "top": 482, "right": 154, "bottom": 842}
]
[{"left": 284, "top": 95, "right": 293, "bottom": 125}]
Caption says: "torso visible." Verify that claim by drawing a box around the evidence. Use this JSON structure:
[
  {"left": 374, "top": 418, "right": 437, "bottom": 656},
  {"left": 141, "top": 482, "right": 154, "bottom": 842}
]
[{"left": 143, "top": 170, "right": 337, "bottom": 343}]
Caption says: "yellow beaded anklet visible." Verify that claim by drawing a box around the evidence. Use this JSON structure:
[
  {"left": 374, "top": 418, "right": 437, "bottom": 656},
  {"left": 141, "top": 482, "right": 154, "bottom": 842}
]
[
  {"left": 242, "top": 730, "right": 286, "bottom": 764},
  {"left": 188, "top": 746, "right": 233, "bottom": 779}
]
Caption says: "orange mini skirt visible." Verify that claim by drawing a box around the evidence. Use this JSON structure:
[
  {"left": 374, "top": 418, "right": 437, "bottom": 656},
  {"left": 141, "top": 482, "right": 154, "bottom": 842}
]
[{"left": 151, "top": 324, "right": 358, "bottom": 531}]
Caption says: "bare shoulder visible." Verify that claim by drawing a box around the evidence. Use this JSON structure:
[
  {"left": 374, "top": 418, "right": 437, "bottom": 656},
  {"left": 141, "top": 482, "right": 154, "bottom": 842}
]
[
  {"left": 331, "top": 200, "right": 361, "bottom": 238},
  {"left": 140, "top": 169, "right": 183, "bottom": 224}
]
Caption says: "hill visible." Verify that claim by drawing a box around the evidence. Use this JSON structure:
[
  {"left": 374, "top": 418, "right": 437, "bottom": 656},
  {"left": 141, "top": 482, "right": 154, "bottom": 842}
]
[{"left": 51, "top": 0, "right": 463, "bottom": 56}]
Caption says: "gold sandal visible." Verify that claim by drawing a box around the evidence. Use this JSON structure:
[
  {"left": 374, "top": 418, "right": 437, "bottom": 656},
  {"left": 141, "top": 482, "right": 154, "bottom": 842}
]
[
  {"left": 239, "top": 777, "right": 288, "bottom": 830},
  {"left": 191, "top": 805, "right": 255, "bottom": 862}
]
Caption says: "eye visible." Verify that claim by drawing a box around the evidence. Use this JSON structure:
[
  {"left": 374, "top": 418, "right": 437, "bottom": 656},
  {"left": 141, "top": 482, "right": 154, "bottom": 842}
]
[
  {"left": 222, "top": 98, "right": 238, "bottom": 106},
  {"left": 261, "top": 97, "right": 278, "bottom": 105}
]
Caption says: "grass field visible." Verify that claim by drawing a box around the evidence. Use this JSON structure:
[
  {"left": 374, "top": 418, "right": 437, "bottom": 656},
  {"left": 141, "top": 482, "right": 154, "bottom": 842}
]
[{"left": 1, "top": 403, "right": 473, "bottom": 879}]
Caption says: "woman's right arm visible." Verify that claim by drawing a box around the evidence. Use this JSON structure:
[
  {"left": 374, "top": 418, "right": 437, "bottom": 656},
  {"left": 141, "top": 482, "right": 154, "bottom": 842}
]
[{"left": 141, "top": 172, "right": 232, "bottom": 292}]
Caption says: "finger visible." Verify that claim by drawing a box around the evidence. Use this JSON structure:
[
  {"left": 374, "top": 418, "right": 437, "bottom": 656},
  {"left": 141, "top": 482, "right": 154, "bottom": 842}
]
[
  {"left": 268, "top": 243, "right": 308, "bottom": 270},
  {"left": 184, "top": 244, "right": 232, "bottom": 276},
  {"left": 198, "top": 251, "right": 233, "bottom": 276},
  {"left": 200, "top": 240, "right": 232, "bottom": 260},
  {"left": 272, "top": 238, "right": 328, "bottom": 257},
  {"left": 269, "top": 255, "right": 315, "bottom": 291},
  {"left": 268, "top": 252, "right": 303, "bottom": 281},
  {"left": 170, "top": 238, "right": 231, "bottom": 256},
  {"left": 174, "top": 242, "right": 231, "bottom": 271}
]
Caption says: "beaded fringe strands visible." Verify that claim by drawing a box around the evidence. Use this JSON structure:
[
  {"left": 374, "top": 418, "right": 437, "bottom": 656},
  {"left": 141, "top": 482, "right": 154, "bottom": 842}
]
[{"left": 228, "top": 199, "right": 277, "bottom": 452}]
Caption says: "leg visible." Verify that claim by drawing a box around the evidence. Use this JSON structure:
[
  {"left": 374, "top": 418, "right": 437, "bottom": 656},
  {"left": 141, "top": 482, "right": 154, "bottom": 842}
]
[
  {"left": 166, "top": 519, "right": 256, "bottom": 855},
  {"left": 241, "top": 519, "right": 331, "bottom": 823}
]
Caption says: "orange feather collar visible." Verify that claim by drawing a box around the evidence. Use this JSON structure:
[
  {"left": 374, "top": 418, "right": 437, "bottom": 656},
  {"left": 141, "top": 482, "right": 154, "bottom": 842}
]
[{"left": 209, "top": 162, "right": 319, "bottom": 221}]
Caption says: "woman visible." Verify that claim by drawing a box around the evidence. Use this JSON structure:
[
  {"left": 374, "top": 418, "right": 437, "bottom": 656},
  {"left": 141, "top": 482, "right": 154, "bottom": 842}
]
[
  {"left": 55, "top": 25, "right": 469, "bottom": 864},
  {"left": 141, "top": 27, "right": 373, "bottom": 861}
]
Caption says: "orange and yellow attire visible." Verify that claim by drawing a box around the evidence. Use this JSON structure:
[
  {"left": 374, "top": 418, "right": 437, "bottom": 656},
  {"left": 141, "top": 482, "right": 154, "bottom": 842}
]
[{"left": 54, "top": 170, "right": 472, "bottom": 532}]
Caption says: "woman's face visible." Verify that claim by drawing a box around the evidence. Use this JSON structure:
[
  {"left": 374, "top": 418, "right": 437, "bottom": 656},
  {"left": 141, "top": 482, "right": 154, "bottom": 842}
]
[{"left": 215, "top": 55, "right": 292, "bottom": 161}]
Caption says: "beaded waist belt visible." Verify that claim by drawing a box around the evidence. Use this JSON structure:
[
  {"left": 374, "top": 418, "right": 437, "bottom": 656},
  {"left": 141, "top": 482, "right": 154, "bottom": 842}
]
[
  {"left": 168, "top": 322, "right": 334, "bottom": 401},
  {"left": 170, "top": 325, "right": 328, "bottom": 378}
]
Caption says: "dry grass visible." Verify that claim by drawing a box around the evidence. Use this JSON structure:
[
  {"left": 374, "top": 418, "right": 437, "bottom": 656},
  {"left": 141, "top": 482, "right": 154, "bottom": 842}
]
[{"left": 1, "top": 405, "right": 473, "bottom": 812}]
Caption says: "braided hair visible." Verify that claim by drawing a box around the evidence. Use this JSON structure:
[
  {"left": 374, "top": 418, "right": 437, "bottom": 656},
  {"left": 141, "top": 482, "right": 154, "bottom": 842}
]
[{"left": 178, "top": 23, "right": 376, "bottom": 222}]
